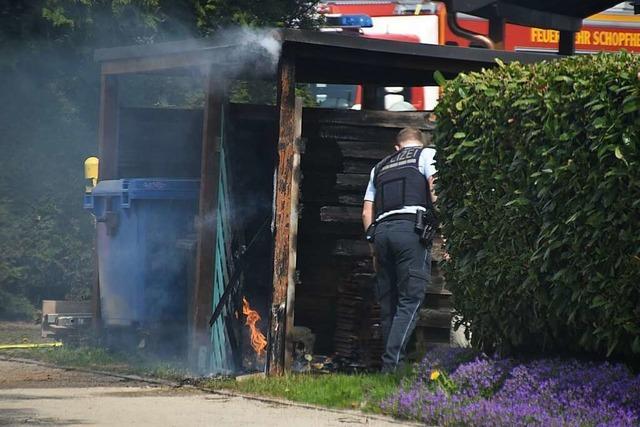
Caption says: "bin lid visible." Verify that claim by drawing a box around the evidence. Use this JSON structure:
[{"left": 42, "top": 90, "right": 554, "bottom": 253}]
[{"left": 86, "top": 178, "right": 199, "bottom": 209}]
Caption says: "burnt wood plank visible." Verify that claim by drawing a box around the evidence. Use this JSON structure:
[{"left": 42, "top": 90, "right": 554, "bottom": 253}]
[
  {"left": 320, "top": 206, "right": 361, "bottom": 223},
  {"left": 427, "top": 285, "right": 451, "bottom": 296},
  {"left": 418, "top": 308, "right": 453, "bottom": 329},
  {"left": 312, "top": 123, "right": 426, "bottom": 141},
  {"left": 333, "top": 239, "right": 370, "bottom": 258},
  {"left": 315, "top": 127, "right": 397, "bottom": 144},
  {"left": 300, "top": 157, "right": 375, "bottom": 176},
  {"left": 414, "top": 326, "right": 451, "bottom": 347},
  {"left": 345, "top": 258, "right": 452, "bottom": 296},
  {"left": 299, "top": 219, "right": 363, "bottom": 237},
  {"left": 338, "top": 194, "right": 365, "bottom": 206},
  {"left": 325, "top": 231, "right": 446, "bottom": 264},
  {"left": 303, "top": 108, "right": 435, "bottom": 130},
  {"left": 335, "top": 173, "right": 369, "bottom": 192},
  {"left": 94, "top": 74, "right": 119, "bottom": 330},
  {"left": 422, "top": 293, "right": 454, "bottom": 310},
  {"left": 267, "top": 52, "right": 301, "bottom": 376},
  {"left": 336, "top": 141, "right": 392, "bottom": 160},
  {"left": 343, "top": 159, "right": 377, "bottom": 174}
]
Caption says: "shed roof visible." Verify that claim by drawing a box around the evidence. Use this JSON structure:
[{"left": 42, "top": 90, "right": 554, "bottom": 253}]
[{"left": 94, "top": 28, "right": 557, "bottom": 85}]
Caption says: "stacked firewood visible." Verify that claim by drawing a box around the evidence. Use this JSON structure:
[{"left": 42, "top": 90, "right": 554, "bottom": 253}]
[{"left": 296, "top": 108, "right": 452, "bottom": 369}]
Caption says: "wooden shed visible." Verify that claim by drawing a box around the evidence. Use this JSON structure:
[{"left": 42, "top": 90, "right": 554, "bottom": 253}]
[{"left": 93, "top": 28, "right": 555, "bottom": 375}]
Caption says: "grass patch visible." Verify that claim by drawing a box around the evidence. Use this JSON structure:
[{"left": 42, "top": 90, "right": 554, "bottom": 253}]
[
  {"left": 204, "top": 372, "right": 407, "bottom": 412},
  {"left": 2, "top": 346, "right": 190, "bottom": 381},
  {"left": 27, "top": 346, "right": 121, "bottom": 368}
]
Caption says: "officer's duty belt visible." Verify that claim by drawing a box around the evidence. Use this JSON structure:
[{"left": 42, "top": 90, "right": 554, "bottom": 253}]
[{"left": 376, "top": 213, "right": 417, "bottom": 224}]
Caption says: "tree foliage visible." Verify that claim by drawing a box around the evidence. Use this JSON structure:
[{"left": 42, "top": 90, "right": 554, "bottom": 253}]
[
  {"left": 435, "top": 52, "right": 640, "bottom": 359},
  {"left": 0, "top": 0, "right": 318, "bottom": 319}
]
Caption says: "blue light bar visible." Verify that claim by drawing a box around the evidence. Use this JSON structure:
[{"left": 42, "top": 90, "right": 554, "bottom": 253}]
[{"left": 326, "top": 14, "right": 373, "bottom": 28}]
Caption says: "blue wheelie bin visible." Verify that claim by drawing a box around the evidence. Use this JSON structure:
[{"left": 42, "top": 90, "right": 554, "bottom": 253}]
[{"left": 84, "top": 178, "right": 199, "bottom": 343}]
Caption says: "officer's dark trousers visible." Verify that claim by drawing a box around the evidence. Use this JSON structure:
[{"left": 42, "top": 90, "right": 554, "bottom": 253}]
[{"left": 373, "top": 219, "right": 431, "bottom": 372}]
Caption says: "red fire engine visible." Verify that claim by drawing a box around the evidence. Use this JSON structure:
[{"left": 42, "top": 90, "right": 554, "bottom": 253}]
[{"left": 313, "top": 1, "right": 640, "bottom": 110}]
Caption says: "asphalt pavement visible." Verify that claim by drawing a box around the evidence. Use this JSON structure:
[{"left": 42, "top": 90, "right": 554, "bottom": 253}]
[{"left": 0, "top": 360, "right": 408, "bottom": 427}]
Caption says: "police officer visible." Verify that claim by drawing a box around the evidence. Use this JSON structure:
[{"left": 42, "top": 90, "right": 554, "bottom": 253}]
[{"left": 362, "top": 127, "right": 437, "bottom": 373}]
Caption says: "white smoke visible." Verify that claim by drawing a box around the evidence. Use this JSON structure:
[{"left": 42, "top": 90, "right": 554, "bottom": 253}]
[{"left": 206, "top": 27, "right": 283, "bottom": 78}]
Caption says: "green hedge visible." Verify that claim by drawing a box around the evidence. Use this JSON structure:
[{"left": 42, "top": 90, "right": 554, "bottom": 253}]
[{"left": 434, "top": 52, "right": 640, "bottom": 358}]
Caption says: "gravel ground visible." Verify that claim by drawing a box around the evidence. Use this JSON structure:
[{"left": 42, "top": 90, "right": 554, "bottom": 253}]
[{"left": 0, "top": 360, "right": 143, "bottom": 389}]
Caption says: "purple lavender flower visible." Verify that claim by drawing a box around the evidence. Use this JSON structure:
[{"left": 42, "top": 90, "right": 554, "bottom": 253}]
[
  {"left": 450, "top": 357, "right": 508, "bottom": 398},
  {"left": 383, "top": 348, "right": 640, "bottom": 427}
]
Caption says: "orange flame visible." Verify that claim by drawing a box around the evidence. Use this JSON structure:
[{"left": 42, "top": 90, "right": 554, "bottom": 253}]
[{"left": 242, "top": 297, "right": 267, "bottom": 357}]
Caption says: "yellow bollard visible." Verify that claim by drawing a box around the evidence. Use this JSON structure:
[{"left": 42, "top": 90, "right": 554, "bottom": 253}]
[{"left": 84, "top": 157, "right": 99, "bottom": 192}]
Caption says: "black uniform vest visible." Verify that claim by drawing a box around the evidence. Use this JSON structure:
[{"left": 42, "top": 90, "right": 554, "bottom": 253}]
[{"left": 373, "top": 146, "right": 433, "bottom": 217}]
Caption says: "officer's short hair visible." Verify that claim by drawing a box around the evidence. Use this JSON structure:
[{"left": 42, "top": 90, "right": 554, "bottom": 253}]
[{"left": 396, "top": 127, "right": 424, "bottom": 146}]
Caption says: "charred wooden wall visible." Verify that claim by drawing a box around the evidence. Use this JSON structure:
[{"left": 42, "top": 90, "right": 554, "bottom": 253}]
[
  {"left": 116, "top": 104, "right": 277, "bottom": 372},
  {"left": 116, "top": 104, "right": 450, "bottom": 367}
]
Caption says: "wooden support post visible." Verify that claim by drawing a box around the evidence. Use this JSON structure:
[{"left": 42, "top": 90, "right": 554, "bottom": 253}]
[
  {"left": 267, "top": 53, "right": 303, "bottom": 376},
  {"left": 97, "top": 74, "right": 119, "bottom": 181},
  {"left": 285, "top": 97, "right": 302, "bottom": 372},
  {"left": 489, "top": 18, "right": 505, "bottom": 50},
  {"left": 94, "top": 73, "right": 119, "bottom": 331},
  {"left": 91, "top": 233, "right": 101, "bottom": 335},
  {"left": 362, "top": 85, "right": 383, "bottom": 110},
  {"left": 559, "top": 31, "right": 576, "bottom": 55},
  {"left": 191, "top": 68, "right": 224, "bottom": 372}
]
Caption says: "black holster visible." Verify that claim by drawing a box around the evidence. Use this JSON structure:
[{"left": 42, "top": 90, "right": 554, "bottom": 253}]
[{"left": 415, "top": 210, "right": 438, "bottom": 244}]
